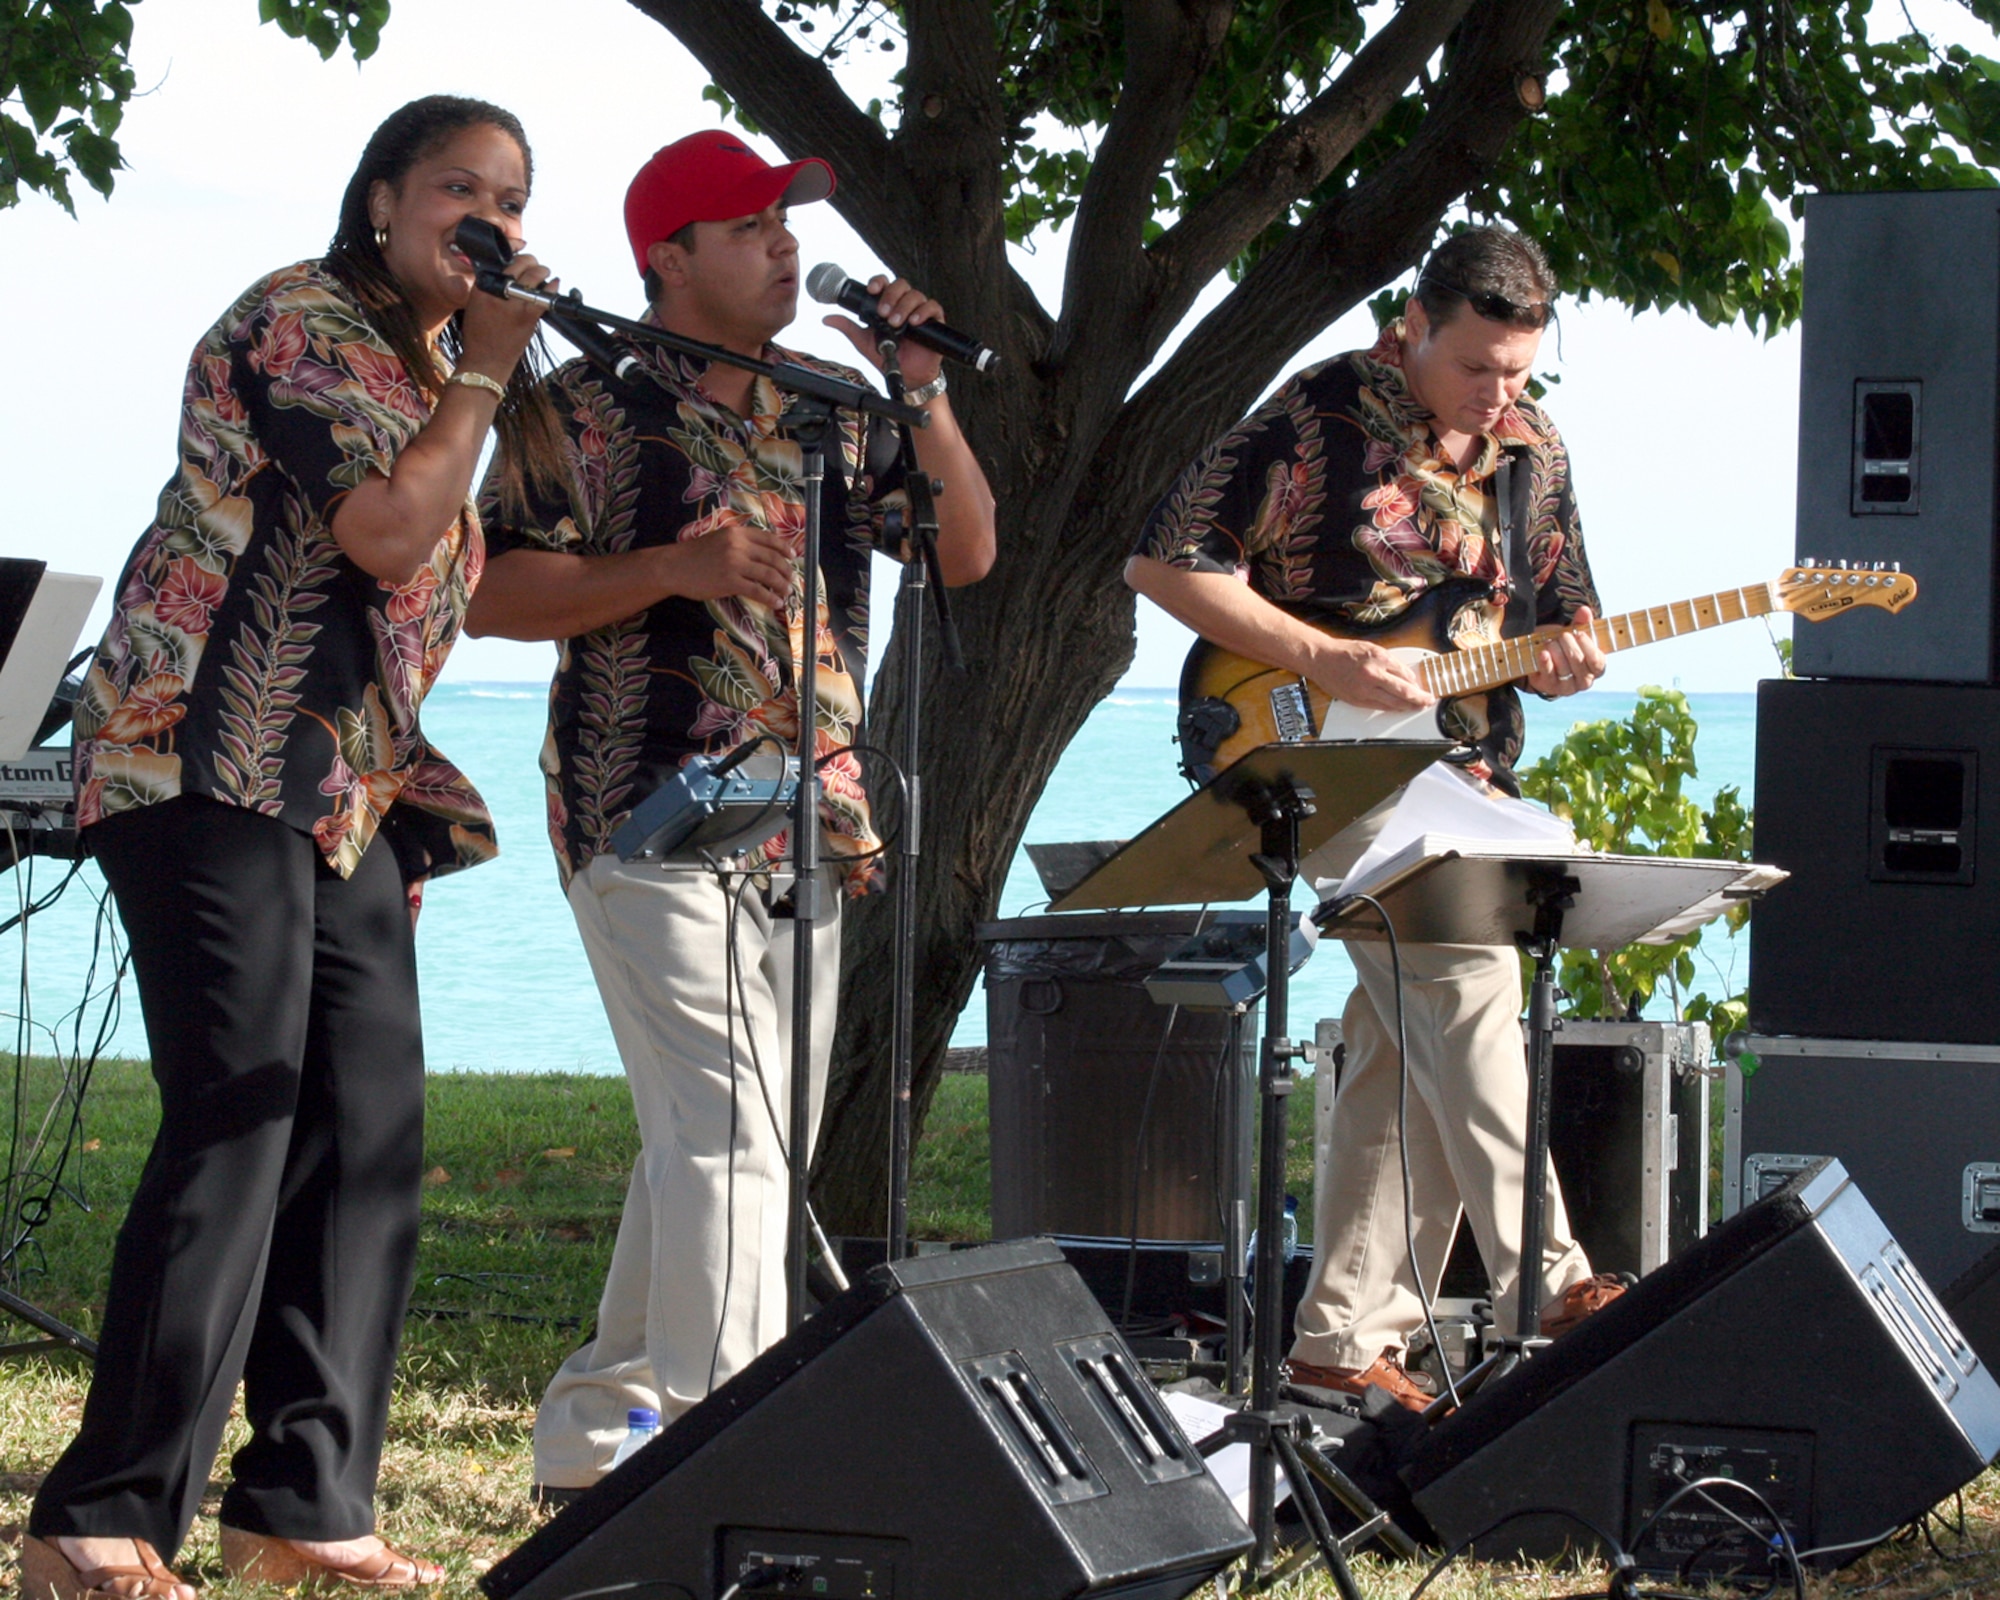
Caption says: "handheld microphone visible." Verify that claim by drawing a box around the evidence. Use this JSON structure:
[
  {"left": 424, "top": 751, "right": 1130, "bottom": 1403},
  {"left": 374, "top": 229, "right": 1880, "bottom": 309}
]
[
  {"left": 453, "top": 218, "right": 645, "bottom": 385},
  {"left": 806, "top": 263, "right": 999, "bottom": 374}
]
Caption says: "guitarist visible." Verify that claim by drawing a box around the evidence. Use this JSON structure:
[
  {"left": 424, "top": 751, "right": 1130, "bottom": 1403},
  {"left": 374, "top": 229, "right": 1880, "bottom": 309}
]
[{"left": 1127, "top": 225, "right": 1626, "bottom": 1410}]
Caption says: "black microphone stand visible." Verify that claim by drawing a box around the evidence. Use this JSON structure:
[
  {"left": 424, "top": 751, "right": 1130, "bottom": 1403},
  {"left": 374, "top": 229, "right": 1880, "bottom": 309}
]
[
  {"left": 471, "top": 251, "right": 927, "bottom": 1330},
  {"left": 872, "top": 338, "right": 963, "bottom": 1265}
]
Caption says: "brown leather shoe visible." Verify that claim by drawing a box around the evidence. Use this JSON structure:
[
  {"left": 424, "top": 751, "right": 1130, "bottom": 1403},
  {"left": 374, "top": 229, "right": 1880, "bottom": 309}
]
[
  {"left": 1286, "top": 1351, "right": 1435, "bottom": 1413},
  {"left": 20, "top": 1537, "right": 195, "bottom": 1600},
  {"left": 219, "top": 1528, "right": 443, "bottom": 1590},
  {"left": 1539, "top": 1271, "right": 1634, "bottom": 1338}
]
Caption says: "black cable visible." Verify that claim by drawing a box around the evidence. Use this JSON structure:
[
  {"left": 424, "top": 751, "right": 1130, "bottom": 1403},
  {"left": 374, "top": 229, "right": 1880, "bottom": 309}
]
[
  {"left": 8, "top": 879, "right": 127, "bottom": 1251},
  {"left": 552, "top": 1581, "right": 697, "bottom": 1600},
  {"left": 3, "top": 838, "right": 118, "bottom": 1284},
  {"left": 1408, "top": 1504, "right": 1637, "bottom": 1600},
  {"left": 1117, "top": 990, "right": 1185, "bottom": 1335},
  {"left": 706, "top": 868, "right": 758, "bottom": 1397},
  {"left": 724, "top": 861, "right": 841, "bottom": 1284},
  {"left": 812, "top": 740, "right": 908, "bottom": 865},
  {"left": 689, "top": 733, "right": 794, "bottom": 876},
  {"left": 1349, "top": 892, "right": 1461, "bottom": 1411},
  {"left": 1626, "top": 1475, "right": 1806, "bottom": 1600}
]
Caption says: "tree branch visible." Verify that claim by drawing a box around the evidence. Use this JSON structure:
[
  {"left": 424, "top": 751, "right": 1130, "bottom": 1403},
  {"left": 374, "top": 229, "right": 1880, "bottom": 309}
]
[
  {"left": 623, "top": 0, "right": 917, "bottom": 255},
  {"left": 1050, "top": 0, "right": 1235, "bottom": 358},
  {"left": 1137, "top": 0, "right": 1476, "bottom": 343},
  {"left": 627, "top": 2, "right": 1055, "bottom": 393},
  {"left": 1097, "top": 0, "right": 1564, "bottom": 535}
]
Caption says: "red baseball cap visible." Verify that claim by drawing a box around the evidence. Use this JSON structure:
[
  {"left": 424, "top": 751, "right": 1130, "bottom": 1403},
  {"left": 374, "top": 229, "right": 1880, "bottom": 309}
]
[{"left": 624, "top": 129, "right": 836, "bottom": 274}]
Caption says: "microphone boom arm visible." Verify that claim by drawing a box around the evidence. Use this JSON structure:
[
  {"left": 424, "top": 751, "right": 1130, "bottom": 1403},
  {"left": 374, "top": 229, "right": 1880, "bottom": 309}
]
[{"left": 482, "top": 273, "right": 931, "bottom": 428}]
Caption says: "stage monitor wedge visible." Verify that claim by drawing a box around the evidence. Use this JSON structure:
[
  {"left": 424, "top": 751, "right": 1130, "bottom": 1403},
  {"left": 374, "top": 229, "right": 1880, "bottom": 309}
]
[
  {"left": 1404, "top": 1160, "right": 2000, "bottom": 1576},
  {"left": 481, "top": 1240, "right": 1253, "bottom": 1600},
  {"left": 1794, "top": 190, "right": 2000, "bottom": 681}
]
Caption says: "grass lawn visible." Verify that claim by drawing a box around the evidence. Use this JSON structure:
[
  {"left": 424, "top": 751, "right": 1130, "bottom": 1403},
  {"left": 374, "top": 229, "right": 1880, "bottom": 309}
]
[{"left": 3, "top": 1057, "right": 1997, "bottom": 1600}]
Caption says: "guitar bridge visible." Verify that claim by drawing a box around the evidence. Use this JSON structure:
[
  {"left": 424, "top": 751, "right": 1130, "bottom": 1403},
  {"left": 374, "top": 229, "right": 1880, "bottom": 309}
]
[{"left": 1269, "top": 681, "right": 1313, "bottom": 743}]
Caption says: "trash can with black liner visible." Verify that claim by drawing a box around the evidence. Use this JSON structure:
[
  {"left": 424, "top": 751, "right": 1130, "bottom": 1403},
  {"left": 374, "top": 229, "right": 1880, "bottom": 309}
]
[{"left": 977, "top": 911, "right": 1253, "bottom": 1244}]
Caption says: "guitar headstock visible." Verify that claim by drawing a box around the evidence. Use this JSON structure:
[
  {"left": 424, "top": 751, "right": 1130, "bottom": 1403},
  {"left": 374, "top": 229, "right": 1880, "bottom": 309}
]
[{"left": 1780, "top": 563, "right": 1918, "bottom": 621}]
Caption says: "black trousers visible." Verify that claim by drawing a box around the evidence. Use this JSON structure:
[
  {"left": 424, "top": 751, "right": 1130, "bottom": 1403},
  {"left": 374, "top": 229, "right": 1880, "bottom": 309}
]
[{"left": 30, "top": 796, "right": 425, "bottom": 1556}]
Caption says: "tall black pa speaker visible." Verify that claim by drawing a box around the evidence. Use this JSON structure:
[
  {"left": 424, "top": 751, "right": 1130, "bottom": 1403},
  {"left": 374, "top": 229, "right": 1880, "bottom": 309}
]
[
  {"left": 1794, "top": 189, "right": 2000, "bottom": 682},
  {"left": 1403, "top": 1161, "right": 2000, "bottom": 1576},
  {"left": 1748, "top": 675, "right": 2000, "bottom": 1042},
  {"left": 481, "top": 1240, "right": 1252, "bottom": 1600}
]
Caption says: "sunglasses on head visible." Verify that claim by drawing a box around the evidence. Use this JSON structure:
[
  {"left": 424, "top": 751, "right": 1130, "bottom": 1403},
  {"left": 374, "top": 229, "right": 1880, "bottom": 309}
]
[{"left": 1418, "top": 274, "right": 1555, "bottom": 330}]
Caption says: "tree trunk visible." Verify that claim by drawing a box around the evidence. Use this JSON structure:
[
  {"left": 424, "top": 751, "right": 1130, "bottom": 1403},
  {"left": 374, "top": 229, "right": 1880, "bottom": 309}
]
[{"left": 629, "top": 0, "right": 1565, "bottom": 1236}]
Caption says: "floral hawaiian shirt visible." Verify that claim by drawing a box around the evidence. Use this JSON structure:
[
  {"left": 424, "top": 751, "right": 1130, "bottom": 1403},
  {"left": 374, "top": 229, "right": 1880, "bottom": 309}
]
[
  {"left": 478, "top": 328, "right": 905, "bottom": 892},
  {"left": 1136, "top": 319, "right": 1598, "bottom": 781},
  {"left": 73, "top": 261, "right": 496, "bottom": 884}
]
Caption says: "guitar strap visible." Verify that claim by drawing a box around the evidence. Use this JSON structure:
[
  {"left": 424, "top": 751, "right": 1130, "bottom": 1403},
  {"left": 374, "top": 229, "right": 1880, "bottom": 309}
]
[{"left": 1497, "top": 443, "right": 1535, "bottom": 639}]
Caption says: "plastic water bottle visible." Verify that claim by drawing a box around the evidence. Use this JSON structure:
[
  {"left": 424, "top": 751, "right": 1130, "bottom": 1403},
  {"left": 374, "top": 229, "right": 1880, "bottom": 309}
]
[
  {"left": 610, "top": 1406, "right": 660, "bottom": 1467},
  {"left": 1246, "top": 1196, "right": 1302, "bottom": 1275}
]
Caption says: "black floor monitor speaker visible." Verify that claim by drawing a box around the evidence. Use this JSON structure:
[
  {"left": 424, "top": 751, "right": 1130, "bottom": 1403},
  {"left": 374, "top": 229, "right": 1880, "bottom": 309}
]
[
  {"left": 1749, "top": 676, "right": 2000, "bottom": 1043},
  {"left": 1793, "top": 189, "right": 2000, "bottom": 683},
  {"left": 481, "top": 1240, "right": 1253, "bottom": 1600},
  {"left": 1403, "top": 1160, "right": 2000, "bottom": 1576}
]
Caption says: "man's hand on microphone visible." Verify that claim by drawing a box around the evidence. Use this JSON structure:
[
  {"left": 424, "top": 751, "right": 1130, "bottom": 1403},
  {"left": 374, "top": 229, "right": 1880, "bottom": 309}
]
[
  {"left": 657, "top": 522, "right": 795, "bottom": 612},
  {"left": 822, "top": 275, "right": 946, "bottom": 390}
]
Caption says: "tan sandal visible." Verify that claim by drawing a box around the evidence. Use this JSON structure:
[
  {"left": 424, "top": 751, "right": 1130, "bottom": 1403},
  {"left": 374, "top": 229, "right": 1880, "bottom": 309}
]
[
  {"left": 20, "top": 1536, "right": 195, "bottom": 1600},
  {"left": 218, "top": 1528, "right": 442, "bottom": 1590}
]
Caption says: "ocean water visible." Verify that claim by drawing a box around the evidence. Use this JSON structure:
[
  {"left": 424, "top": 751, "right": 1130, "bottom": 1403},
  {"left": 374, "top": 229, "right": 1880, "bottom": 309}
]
[{"left": 0, "top": 685, "right": 1758, "bottom": 1074}]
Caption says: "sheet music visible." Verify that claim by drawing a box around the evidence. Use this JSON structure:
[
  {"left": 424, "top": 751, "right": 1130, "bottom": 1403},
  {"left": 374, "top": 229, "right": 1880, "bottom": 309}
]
[
  {"left": 1321, "top": 763, "right": 1575, "bottom": 900},
  {"left": 1160, "top": 1390, "right": 1284, "bottom": 1524}
]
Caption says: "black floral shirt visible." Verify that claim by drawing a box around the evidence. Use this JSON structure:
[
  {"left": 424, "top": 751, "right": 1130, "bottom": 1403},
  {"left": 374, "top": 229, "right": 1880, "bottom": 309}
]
[
  {"left": 1137, "top": 320, "right": 1598, "bottom": 778},
  {"left": 73, "top": 261, "right": 495, "bottom": 884},
  {"left": 479, "top": 328, "right": 905, "bottom": 891}
]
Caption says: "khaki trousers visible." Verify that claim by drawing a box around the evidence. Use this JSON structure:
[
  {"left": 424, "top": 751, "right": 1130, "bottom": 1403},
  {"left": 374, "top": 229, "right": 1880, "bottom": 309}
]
[
  {"left": 531, "top": 856, "right": 841, "bottom": 1488},
  {"left": 1290, "top": 781, "right": 1591, "bottom": 1371}
]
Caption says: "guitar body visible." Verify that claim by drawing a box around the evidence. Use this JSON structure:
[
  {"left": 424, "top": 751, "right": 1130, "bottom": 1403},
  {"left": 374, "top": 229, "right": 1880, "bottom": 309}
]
[{"left": 1176, "top": 579, "right": 1507, "bottom": 783}]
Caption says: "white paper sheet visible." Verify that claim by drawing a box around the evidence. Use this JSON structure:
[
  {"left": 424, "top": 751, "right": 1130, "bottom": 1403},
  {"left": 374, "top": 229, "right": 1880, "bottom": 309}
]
[
  {"left": 1161, "top": 1390, "right": 1287, "bottom": 1524},
  {"left": 1321, "top": 762, "right": 1574, "bottom": 900}
]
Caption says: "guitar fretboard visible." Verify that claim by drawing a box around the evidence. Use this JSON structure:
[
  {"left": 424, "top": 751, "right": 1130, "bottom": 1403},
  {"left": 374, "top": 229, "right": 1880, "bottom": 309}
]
[{"left": 1416, "top": 583, "right": 1783, "bottom": 699}]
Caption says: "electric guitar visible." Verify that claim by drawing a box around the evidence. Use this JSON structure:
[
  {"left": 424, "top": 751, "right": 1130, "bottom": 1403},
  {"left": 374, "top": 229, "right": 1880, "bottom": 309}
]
[{"left": 1176, "top": 564, "right": 1918, "bottom": 782}]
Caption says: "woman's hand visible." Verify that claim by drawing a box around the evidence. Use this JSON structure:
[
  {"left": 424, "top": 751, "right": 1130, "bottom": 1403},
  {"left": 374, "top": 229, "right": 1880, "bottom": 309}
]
[
  {"left": 332, "top": 253, "right": 556, "bottom": 586},
  {"left": 456, "top": 250, "right": 553, "bottom": 385}
]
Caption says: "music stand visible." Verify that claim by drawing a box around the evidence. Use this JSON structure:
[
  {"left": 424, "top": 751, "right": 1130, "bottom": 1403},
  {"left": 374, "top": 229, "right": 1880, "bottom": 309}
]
[
  {"left": 1057, "top": 739, "right": 1445, "bottom": 1592},
  {"left": 1316, "top": 846, "right": 1786, "bottom": 1387}
]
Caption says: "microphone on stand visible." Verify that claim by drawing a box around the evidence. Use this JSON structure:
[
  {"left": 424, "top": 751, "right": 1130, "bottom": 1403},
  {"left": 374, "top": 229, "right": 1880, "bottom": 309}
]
[
  {"left": 805, "top": 263, "right": 1000, "bottom": 373},
  {"left": 453, "top": 218, "right": 646, "bottom": 386}
]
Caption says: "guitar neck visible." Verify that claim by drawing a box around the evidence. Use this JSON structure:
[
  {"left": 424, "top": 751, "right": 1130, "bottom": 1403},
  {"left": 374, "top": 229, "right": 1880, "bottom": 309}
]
[{"left": 1417, "top": 582, "right": 1782, "bottom": 699}]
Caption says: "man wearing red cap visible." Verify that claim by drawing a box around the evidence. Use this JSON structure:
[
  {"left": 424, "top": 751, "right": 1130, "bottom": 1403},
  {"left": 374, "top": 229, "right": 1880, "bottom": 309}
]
[{"left": 471, "top": 129, "right": 995, "bottom": 1496}]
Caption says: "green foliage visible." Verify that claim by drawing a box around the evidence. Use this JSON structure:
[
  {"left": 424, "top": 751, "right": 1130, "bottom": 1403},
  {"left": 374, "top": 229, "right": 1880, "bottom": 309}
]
[
  {"left": 0, "top": 0, "right": 134, "bottom": 212},
  {"left": 747, "top": 1, "right": 2000, "bottom": 333},
  {"left": 1518, "top": 687, "right": 1751, "bottom": 1030},
  {"left": 257, "top": 0, "right": 390, "bottom": 62},
  {"left": 1, "top": 0, "right": 387, "bottom": 214},
  {"left": 1490, "top": 2, "right": 2000, "bottom": 334}
]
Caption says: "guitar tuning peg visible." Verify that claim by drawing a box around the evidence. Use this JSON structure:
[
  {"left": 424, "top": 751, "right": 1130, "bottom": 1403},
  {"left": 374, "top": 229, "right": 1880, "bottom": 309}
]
[
  {"left": 1800, "top": 555, "right": 1816, "bottom": 568},
  {"left": 1836, "top": 558, "right": 1850, "bottom": 569},
  {"left": 1891, "top": 561, "right": 1903, "bottom": 573}
]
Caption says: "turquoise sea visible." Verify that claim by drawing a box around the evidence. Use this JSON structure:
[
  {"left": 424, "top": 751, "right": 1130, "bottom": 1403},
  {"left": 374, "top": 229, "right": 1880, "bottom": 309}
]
[{"left": 0, "top": 686, "right": 1758, "bottom": 1074}]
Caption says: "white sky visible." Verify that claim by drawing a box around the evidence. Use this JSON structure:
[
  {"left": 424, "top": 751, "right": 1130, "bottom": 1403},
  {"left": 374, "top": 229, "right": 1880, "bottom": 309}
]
[{"left": 3, "top": 0, "right": 1991, "bottom": 692}]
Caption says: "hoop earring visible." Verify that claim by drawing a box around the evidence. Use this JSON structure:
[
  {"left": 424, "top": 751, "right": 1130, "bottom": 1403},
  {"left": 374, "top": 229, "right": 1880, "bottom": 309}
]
[{"left": 374, "top": 225, "right": 390, "bottom": 251}]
